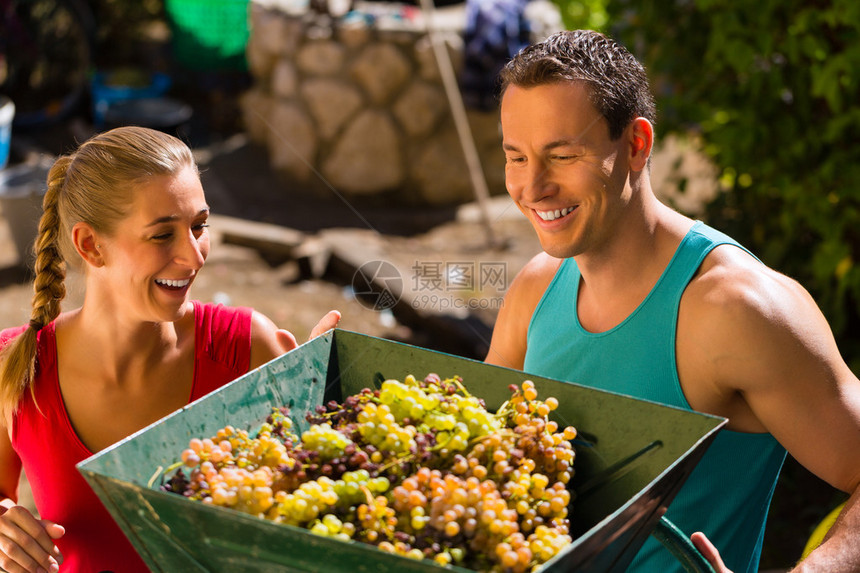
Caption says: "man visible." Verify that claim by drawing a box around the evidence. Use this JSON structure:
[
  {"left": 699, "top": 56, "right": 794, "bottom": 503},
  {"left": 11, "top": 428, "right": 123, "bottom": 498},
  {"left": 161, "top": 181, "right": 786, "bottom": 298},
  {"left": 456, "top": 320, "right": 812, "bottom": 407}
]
[{"left": 486, "top": 29, "right": 860, "bottom": 572}]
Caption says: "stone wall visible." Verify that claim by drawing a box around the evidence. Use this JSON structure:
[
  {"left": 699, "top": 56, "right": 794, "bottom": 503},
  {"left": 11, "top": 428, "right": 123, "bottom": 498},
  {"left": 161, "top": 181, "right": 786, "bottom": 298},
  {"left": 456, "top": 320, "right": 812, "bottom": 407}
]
[{"left": 240, "top": 1, "right": 509, "bottom": 206}]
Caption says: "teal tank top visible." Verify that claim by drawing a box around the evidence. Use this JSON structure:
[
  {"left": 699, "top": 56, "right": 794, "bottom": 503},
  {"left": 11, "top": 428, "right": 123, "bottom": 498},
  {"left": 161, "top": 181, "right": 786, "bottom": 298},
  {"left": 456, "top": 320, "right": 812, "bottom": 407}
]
[{"left": 524, "top": 221, "right": 786, "bottom": 573}]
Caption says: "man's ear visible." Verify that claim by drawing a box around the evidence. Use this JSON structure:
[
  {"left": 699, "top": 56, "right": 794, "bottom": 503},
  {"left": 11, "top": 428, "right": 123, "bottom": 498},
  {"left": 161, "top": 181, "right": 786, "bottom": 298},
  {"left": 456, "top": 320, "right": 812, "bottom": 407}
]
[
  {"left": 628, "top": 117, "right": 654, "bottom": 171},
  {"left": 72, "top": 222, "right": 104, "bottom": 267}
]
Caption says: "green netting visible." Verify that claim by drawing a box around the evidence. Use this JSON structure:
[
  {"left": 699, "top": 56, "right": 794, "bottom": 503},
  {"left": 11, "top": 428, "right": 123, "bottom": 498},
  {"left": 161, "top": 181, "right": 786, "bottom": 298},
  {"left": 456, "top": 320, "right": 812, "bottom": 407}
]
[{"left": 165, "top": 0, "right": 250, "bottom": 71}]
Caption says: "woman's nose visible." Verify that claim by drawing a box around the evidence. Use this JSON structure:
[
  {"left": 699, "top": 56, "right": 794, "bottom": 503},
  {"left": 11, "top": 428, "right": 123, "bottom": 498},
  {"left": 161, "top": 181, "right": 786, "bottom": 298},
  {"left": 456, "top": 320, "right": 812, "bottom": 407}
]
[{"left": 175, "top": 230, "right": 207, "bottom": 268}]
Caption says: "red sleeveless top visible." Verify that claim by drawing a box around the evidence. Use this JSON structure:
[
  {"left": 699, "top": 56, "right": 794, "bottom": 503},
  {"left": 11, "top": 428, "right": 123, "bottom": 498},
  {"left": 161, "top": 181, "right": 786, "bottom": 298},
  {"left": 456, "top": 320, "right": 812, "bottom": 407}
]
[{"left": 4, "top": 301, "right": 252, "bottom": 572}]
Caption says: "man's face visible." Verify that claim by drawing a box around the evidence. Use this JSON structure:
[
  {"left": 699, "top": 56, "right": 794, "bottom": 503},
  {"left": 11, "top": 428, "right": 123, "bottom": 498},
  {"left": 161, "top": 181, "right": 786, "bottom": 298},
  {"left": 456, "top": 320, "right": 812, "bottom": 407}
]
[{"left": 500, "top": 82, "right": 632, "bottom": 259}]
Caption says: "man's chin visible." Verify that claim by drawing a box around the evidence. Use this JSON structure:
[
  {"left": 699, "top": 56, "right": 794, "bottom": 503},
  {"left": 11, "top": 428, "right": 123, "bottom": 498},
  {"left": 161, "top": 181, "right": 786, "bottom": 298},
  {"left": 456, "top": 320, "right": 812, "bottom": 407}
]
[{"left": 537, "top": 238, "right": 578, "bottom": 260}]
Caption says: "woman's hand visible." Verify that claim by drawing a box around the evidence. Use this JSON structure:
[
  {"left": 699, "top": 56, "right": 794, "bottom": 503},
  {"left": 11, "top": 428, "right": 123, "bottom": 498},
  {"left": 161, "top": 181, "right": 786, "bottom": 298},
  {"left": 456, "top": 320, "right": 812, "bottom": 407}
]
[
  {"left": 273, "top": 310, "right": 341, "bottom": 353},
  {"left": 308, "top": 310, "right": 341, "bottom": 340},
  {"left": 0, "top": 505, "right": 64, "bottom": 573},
  {"left": 252, "top": 310, "right": 342, "bottom": 369},
  {"left": 691, "top": 531, "right": 734, "bottom": 573}
]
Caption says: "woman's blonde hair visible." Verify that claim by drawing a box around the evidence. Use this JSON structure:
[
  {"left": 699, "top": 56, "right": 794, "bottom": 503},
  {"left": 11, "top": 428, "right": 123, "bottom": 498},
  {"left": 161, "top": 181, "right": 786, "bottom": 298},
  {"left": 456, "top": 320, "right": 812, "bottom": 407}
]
[{"left": 0, "top": 126, "right": 197, "bottom": 416}]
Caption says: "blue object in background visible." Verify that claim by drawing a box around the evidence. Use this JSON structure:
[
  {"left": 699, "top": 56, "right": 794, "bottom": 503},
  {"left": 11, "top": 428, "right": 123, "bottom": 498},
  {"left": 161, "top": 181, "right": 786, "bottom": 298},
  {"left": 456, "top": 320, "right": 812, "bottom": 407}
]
[
  {"left": 460, "top": 0, "right": 531, "bottom": 111},
  {"left": 0, "top": 97, "right": 15, "bottom": 170},
  {"left": 90, "top": 71, "right": 172, "bottom": 128}
]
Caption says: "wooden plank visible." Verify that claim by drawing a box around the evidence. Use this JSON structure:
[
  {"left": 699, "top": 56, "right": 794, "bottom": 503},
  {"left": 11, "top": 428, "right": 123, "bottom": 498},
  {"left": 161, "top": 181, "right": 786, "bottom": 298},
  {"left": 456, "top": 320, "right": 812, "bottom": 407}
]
[{"left": 209, "top": 214, "right": 305, "bottom": 264}]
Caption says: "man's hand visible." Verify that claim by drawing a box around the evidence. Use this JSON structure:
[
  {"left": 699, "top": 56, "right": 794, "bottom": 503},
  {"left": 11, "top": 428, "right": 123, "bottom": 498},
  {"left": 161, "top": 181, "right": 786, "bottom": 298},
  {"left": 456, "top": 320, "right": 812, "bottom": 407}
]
[{"left": 691, "top": 531, "right": 733, "bottom": 573}]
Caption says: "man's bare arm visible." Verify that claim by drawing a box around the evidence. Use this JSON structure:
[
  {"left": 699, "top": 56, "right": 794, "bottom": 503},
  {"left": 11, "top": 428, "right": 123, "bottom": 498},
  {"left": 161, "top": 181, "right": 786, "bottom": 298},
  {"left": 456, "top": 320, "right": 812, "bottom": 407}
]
[
  {"left": 485, "top": 253, "right": 562, "bottom": 370},
  {"left": 679, "top": 249, "right": 860, "bottom": 572}
]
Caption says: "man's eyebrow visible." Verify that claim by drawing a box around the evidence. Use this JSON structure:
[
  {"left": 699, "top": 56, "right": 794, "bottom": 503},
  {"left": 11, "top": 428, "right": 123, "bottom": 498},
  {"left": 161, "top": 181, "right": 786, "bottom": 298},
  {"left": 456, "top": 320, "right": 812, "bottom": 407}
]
[
  {"left": 502, "top": 139, "right": 581, "bottom": 152},
  {"left": 503, "top": 113, "right": 605, "bottom": 153},
  {"left": 542, "top": 139, "right": 580, "bottom": 151},
  {"left": 145, "top": 208, "right": 210, "bottom": 227}
]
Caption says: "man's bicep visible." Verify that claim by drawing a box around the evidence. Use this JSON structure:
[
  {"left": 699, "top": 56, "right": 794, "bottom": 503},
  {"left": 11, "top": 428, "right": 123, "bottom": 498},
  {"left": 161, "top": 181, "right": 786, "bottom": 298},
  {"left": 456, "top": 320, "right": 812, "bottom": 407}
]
[
  {"left": 717, "top": 277, "right": 860, "bottom": 491},
  {"left": 485, "top": 254, "right": 560, "bottom": 370},
  {"left": 753, "top": 331, "right": 860, "bottom": 492}
]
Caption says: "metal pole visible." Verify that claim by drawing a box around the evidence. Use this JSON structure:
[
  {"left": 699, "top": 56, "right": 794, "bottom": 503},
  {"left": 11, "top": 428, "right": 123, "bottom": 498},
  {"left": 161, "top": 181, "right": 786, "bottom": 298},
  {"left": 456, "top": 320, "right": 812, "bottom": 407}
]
[{"left": 418, "top": 0, "right": 503, "bottom": 250}]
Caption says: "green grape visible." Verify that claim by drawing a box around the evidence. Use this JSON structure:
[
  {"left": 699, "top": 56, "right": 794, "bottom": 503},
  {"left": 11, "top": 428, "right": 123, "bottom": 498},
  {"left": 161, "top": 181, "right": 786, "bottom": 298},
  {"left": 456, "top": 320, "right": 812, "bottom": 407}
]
[{"left": 162, "top": 376, "right": 578, "bottom": 573}]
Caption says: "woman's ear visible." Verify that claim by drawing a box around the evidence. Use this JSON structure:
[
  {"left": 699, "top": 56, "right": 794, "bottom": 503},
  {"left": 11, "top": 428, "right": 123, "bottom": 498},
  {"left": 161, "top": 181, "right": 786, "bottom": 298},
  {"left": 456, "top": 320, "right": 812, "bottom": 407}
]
[
  {"left": 628, "top": 117, "right": 654, "bottom": 171},
  {"left": 72, "top": 222, "right": 104, "bottom": 267}
]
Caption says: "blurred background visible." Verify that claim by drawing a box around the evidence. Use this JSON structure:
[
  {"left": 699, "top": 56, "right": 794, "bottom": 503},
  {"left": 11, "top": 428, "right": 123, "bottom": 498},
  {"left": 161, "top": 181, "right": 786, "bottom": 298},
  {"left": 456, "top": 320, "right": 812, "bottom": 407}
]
[{"left": 2, "top": 0, "right": 858, "bottom": 570}]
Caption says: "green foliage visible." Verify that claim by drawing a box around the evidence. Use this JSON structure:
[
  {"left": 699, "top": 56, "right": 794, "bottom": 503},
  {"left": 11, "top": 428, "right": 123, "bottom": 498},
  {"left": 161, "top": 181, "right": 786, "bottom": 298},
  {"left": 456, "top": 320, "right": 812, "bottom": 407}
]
[
  {"left": 552, "top": 0, "right": 610, "bottom": 31},
  {"left": 602, "top": 0, "right": 860, "bottom": 366}
]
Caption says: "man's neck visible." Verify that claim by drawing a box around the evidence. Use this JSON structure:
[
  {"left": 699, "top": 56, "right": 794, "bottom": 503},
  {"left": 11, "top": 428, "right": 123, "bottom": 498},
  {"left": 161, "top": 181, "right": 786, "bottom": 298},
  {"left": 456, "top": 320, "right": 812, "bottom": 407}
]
[{"left": 574, "top": 201, "right": 693, "bottom": 332}]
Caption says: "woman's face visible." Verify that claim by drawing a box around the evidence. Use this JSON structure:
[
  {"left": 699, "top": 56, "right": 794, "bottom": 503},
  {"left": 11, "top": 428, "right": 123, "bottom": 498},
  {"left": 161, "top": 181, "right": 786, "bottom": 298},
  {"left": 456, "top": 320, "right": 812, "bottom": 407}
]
[{"left": 97, "top": 166, "right": 210, "bottom": 324}]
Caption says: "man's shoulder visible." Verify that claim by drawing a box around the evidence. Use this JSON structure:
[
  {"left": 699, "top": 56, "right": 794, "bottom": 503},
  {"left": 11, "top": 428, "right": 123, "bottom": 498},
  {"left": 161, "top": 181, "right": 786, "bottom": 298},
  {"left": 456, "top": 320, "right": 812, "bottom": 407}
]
[
  {"left": 502, "top": 252, "right": 564, "bottom": 305},
  {"left": 516, "top": 252, "right": 565, "bottom": 284},
  {"left": 497, "top": 253, "right": 564, "bottom": 322},
  {"left": 686, "top": 244, "right": 812, "bottom": 328}
]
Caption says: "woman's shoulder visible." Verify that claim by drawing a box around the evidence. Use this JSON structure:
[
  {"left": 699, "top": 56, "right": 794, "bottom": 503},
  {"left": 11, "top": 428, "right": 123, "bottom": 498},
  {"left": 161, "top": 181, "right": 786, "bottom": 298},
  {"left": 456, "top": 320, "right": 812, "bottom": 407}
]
[
  {"left": 0, "top": 324, "right": 28, "bottom": 343},
  {"left": 189, "top": 301, "right": 255, "bottom": 392},
  {"left": 191, "top": 301, "right": 254, "bottom": 364},
  {"left": 193, "top": 300, "right": 254, "bottom": 331}
]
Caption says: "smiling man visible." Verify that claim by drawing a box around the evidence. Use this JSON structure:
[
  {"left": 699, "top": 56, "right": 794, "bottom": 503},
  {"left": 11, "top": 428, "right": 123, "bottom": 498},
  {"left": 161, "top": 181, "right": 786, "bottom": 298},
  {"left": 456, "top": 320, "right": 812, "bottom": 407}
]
[{"left": 486, "top": 30, "right": 860, "bottom": 573}]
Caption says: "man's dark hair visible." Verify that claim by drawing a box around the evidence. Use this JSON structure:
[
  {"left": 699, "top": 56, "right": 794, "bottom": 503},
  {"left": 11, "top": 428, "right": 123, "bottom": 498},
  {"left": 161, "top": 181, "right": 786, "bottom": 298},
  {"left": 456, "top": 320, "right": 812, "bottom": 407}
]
[{"left": 498, "top": 30, "right": 657, "bottom": 140}]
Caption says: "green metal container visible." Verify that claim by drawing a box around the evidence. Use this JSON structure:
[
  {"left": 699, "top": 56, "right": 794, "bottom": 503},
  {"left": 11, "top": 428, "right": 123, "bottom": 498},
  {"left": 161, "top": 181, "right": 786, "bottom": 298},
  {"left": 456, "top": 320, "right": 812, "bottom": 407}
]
[{"left": 78, "top": 329, "right": 725, "bottom": 572}]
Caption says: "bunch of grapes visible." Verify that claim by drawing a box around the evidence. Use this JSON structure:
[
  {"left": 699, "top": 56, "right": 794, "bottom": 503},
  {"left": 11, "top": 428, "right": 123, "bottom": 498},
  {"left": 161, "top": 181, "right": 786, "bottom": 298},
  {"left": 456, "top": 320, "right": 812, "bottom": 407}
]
[{"left": 161, "top": 375, "right": 577, "bottom": 572}]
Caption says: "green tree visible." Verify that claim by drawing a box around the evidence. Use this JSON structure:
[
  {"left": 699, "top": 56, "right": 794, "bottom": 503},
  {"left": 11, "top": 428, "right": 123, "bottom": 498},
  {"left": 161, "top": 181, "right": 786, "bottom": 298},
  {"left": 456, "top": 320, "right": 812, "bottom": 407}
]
[
  {"left": 595, "top": 1, "right": 860, "bottom": 367},
  {"left": 553, "top": 0, "right": 610, "bottom": 30}
]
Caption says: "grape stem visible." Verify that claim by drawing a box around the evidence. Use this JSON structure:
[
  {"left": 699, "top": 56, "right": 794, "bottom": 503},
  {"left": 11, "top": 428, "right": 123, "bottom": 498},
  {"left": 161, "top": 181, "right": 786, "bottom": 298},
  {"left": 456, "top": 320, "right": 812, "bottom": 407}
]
[
  {"left": 147, "top": 465, "right": 167, "bottom": 489},
  {"left": 450, "top": 376, "right": 470, "bottom": 396},
  {"left": 359, "top": 484, "right": 375, "bottom": 505},
  {"left": 378, "top": 452, "right": 416, "bottom": 472}
]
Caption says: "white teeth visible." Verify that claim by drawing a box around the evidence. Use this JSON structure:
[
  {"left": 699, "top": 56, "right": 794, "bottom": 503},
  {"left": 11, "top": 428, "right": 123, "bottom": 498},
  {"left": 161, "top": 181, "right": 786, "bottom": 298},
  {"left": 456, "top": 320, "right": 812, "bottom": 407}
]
[
  {"left": 156, "top": 278, "right": 190, "bottom": 288},
  {"left": 537, "top": 207, "right": 574, "bottom": 221}
]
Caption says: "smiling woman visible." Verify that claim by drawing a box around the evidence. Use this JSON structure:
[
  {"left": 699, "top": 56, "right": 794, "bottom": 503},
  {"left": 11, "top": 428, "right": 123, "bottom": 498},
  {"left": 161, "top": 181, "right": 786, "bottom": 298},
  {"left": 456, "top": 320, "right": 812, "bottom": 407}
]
[{"left": 0, "top": 126, "right": 340, "bottom": 573}]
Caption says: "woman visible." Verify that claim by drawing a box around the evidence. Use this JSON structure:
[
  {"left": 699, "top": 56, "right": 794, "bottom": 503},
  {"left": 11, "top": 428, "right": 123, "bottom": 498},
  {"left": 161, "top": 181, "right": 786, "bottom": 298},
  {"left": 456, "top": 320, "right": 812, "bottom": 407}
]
[{"left": 0, "top": 126, "right": 340, "bottom": 572}]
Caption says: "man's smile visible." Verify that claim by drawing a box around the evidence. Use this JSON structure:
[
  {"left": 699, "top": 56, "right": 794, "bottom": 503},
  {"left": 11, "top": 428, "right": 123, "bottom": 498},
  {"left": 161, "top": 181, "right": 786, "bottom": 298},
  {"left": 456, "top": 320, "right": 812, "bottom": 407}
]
[{"left": 535, "top": 206, "right": 577, "bottom": 222}]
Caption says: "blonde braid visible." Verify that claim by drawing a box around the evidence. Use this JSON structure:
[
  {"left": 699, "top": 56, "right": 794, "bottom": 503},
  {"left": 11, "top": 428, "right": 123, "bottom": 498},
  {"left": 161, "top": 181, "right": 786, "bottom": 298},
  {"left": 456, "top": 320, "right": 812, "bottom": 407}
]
[
  {"left": 0, "top": 158, "right": 69, "bottom": 416},
  {"left": 0, "top": 126, "right": 196, "bottom": 417}
]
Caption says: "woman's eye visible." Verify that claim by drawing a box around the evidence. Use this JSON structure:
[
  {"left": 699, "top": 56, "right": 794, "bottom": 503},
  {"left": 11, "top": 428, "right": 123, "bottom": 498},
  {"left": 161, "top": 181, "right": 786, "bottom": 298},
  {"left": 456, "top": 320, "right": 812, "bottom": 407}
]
[{"left": 152, "top": 233, "right": 172, "bottom": 241}]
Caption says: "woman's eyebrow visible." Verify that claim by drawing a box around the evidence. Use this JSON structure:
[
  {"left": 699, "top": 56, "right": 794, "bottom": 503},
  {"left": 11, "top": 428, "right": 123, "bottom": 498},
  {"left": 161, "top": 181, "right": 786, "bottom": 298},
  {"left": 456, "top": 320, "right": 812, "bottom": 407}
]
[{"left": 145, "top": 208, "right": 210, "bottom": 227}]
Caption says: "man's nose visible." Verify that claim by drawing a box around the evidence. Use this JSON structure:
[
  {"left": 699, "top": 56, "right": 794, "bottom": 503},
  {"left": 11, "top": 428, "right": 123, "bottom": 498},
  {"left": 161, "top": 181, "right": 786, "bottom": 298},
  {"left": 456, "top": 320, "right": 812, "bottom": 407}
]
[{"left": 509, "top": 160, "right": 555, "bottom": 204}]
